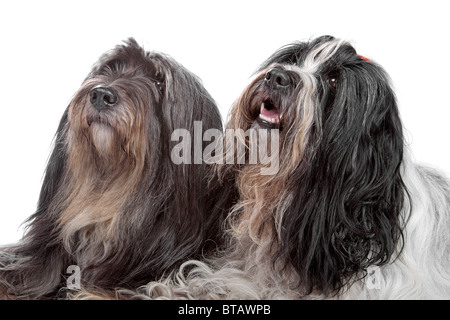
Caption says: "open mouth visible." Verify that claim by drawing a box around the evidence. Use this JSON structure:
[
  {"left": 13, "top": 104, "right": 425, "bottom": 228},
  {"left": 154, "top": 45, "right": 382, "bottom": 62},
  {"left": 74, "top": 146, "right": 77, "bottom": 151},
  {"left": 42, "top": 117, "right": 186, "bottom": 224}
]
[{"left": 258, "top": 99, "right": 280, "bottom": 126}]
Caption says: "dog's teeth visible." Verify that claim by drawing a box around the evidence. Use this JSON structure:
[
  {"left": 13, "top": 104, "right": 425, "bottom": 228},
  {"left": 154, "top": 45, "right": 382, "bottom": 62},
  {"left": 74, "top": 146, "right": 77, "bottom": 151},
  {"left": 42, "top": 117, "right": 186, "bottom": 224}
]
[
  {"left": 261, "top": 103, "right": 265, "bottom": 113},
  {"left": 259, "top": 113, "right": 280, "bottom": 125}
]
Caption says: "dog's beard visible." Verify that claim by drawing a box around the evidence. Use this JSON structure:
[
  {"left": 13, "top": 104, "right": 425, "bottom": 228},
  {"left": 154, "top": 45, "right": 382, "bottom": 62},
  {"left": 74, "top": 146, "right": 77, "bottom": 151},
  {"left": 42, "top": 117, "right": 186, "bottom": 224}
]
[
  {"left": 55, "top": 80, "right": 155, "bottom": 252},
  {"left": 88, "top": 123, "right": 117, "bottom": 157}
]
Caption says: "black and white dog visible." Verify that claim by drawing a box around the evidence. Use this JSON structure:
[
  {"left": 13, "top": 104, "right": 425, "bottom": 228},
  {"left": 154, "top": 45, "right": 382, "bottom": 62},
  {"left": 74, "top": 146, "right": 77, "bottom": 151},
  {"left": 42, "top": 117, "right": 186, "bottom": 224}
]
[{"left": 118, "top": 35, "right": 450, "bottom": 300}]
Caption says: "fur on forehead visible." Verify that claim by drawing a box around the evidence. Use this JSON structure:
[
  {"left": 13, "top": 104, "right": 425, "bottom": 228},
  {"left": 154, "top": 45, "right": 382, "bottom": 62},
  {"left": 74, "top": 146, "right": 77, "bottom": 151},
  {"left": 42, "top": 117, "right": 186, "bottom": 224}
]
[
  {"left": 87, "top": 38, "right": 180, "bottom": 79},
  {"left": 257, "top": 35, "right": 369, "bottom": 76}
]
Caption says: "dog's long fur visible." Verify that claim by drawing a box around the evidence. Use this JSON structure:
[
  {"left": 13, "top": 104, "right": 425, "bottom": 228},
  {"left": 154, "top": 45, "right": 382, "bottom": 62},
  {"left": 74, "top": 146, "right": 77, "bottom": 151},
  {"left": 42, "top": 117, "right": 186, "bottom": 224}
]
[
  {"left": 0, "top": 38, "right": 234, "bottom": 299},
  {"left": 109, "top": 36, "right": 450, "bottom": 300}
]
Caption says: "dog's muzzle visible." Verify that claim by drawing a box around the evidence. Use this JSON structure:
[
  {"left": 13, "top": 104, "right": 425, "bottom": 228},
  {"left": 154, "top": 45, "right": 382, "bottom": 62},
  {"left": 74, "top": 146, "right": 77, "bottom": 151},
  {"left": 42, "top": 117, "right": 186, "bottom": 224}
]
[{"left": 257, "top": 68, "right": 293, "bottom": 127}]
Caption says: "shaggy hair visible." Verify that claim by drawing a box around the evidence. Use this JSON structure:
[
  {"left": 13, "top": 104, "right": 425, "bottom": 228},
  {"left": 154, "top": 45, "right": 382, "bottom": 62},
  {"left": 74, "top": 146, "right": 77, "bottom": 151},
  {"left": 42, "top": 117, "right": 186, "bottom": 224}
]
[
  {"left": 0, "top": 38, "right": 234, "bottom": 299},
  {"left": 96, "top": 35, "right": 450, "bottom": 300}
]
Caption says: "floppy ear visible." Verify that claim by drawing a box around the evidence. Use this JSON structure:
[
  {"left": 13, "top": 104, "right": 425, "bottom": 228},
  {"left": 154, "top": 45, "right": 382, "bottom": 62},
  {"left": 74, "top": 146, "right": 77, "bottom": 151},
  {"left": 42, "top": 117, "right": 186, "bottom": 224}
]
[
  {"left": 162, "top": 63, "right": 221, "bottom": 133},
  {"left": 26, "top": 108, "right": 68, "bottom": 222},
  {"left": 153, "top": 60, "right": 232, "bottom": 254},
  {"left": 279, "top": 62, "right": 407, "bottom": 295}
]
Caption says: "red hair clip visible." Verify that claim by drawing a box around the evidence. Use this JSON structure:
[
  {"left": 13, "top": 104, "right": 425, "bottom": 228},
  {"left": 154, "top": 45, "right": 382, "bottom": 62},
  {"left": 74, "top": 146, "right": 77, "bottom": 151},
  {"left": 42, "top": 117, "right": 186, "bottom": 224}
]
[{"left": 359, "top": 55, "right": 370, "bottom": 62}]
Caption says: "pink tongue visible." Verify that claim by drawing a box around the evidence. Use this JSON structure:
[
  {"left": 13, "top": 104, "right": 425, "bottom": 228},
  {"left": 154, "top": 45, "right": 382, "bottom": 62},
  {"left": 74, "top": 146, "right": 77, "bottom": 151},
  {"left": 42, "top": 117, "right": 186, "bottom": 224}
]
[{"left": 261, "top": 107, "right": 279, "bottom": 119}]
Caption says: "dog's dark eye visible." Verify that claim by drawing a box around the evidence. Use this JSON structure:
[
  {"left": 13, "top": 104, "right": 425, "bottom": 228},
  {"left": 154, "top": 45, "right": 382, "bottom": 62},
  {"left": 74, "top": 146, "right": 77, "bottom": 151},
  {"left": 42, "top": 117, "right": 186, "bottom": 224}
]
[
  {"left": 328, "top": 77, "right": 337, "bottom": 89},
  {"left": 154, "top": 80, "right": 164, "bottom": 91},
  {"left": 153, "top": 72, "right": 164, "bottom": 92}
]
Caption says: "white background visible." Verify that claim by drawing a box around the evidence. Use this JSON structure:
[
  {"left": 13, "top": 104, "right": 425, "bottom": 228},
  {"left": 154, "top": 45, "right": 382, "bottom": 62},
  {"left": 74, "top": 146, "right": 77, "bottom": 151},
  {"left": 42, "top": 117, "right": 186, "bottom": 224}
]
[{"left": 1, "top": 0, "right": 449, "bottom": 245}]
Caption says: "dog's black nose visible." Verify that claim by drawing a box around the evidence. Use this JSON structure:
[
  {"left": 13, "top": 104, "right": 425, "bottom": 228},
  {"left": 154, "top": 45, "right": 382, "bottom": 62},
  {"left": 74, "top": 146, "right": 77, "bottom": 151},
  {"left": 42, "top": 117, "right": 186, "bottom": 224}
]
[
  {"left": 90, "top": 86, "right": 118, "bottom": 110},
  {"left": 265, "top": 68, "right": 290, "bottom": 88}
]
